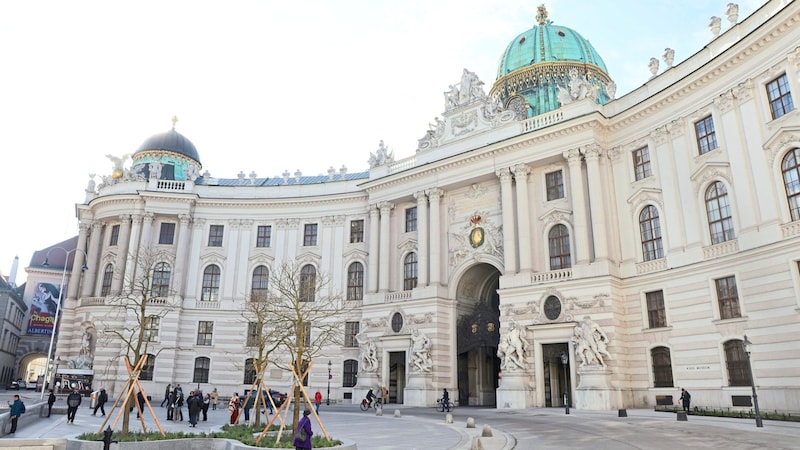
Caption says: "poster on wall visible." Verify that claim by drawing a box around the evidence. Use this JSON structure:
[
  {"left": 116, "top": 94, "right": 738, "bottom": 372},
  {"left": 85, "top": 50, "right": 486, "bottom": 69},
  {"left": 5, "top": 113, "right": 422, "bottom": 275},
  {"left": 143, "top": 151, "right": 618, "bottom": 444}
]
[{"left": 27, "top": 282, "right": 65, "bottom": 335}]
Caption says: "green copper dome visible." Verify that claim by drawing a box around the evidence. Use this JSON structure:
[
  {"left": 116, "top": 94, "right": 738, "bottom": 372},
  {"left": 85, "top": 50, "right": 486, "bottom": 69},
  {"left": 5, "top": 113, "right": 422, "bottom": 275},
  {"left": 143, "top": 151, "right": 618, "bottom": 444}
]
[{"left": 490, "top": 5, "right": 613, "bottom": 118}]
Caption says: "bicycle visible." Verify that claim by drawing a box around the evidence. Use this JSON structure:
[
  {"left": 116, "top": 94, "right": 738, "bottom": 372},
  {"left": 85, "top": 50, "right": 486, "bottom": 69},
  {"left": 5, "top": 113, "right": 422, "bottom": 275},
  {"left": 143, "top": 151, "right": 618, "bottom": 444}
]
[
  {"left": 435, "top": 398, "right": 456, "bottom": 412},
  {"left": 359, "top": 397, "right": 383, "bottom": 411}
]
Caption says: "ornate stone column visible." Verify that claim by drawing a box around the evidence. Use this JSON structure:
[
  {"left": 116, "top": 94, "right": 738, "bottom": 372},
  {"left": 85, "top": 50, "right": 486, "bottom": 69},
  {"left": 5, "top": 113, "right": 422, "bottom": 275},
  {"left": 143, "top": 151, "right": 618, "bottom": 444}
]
[
  {"left": 122, "top": 214, "right": 143, "bottom": 291},
  {"left": 111, "top": 214, "right": 131, "bottom": 295},
  {"left": 583, "top": 145, "right": 608, "bottom": 261},
  {"left": 428, "top": 188, "right": 443, "bottom": 286},
  {"left": 171, "top": 214, "right": 192, "bottom": 297},
  {"left": 378, "top": 202, "right": 394, "bottom": 293},
  {"left": 67, "top": 222, "right": 90, "bottom": 301},
  {"left": 564, "top": 149, "right": 590, "bottom": 264},
  {"left": 367, "top": 205, "right": 380, "bottom": 293},
  {"left": 80, "top": 222, "right": 104, "bottom": 297},
  {"left": 513, "top": 164, "right": 532, "bottom": 272},
  {"left": 496, "top": 168, "right": 518, "bottom": 274},
  {"left": 414, "top": 191, "right": 429, "bottom": 287}
]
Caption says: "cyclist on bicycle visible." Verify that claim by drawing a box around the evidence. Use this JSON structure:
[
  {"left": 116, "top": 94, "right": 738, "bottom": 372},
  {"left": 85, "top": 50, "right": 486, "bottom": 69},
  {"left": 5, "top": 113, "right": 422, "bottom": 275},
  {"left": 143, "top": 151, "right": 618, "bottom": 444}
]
[
  {"left": 366, "top": 388, "right": 377, "bottom": 408},
  {"left": 442, "top": 388, "right": 451, "bottom": 412}
]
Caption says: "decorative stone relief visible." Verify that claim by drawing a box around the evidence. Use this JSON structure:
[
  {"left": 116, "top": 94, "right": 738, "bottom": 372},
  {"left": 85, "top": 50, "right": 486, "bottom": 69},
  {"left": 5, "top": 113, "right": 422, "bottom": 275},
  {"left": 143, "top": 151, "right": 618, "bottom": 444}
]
[
  {"left": 356, "top": 325, "right": 379, "bottom": 373},
  {"left": 465, "top": 183, "right": 487, "bottom": 199},
  {"left": 497, "top": 319, "right": 527, "bottom": 370},
  {"left": 663, "top": 48, "right": 675, "bottom": 68},
  {"left": 765, "top": 132, "right": 800, "bottom": 166},
  {"left": 709, "top": 16, "right": 722, "bottom": 39},
  {"left": 726, "top": 3, "right": 739, "bottom": 24},
  {"left": 409, "top": 328, "right": 432, "bottom": 373},
  {"left": 557, "top": 67, "right": 599, "bottom": 107},
  {"left": 408, "top": 312, "right": 434, "bottom": 324},
  {"left": 448, "top": 212, "right": 503, "bottom": 267},
  {"left": 365, "top": 317, "right": 388, "bottom": 330},
  {"left": 666, "top": 118, "right": 685, "bottom": 137},
  {"left": 452, "top": 110, "right": 478, "bottom": 136},
  {"left": 572, "top": 316, "right": 611, "bottom": 367},
  {"left": 732, "top": 79, "right": 753, "bottom": 102},
  {"left": 714, "top": 91, "right": 736, "bottom": 113},
  {"left": 650, "top": 126, "right": 669, "bottom": 145},
  {"left": 368, "top": 140, "right": 394, "bottom": 168}
]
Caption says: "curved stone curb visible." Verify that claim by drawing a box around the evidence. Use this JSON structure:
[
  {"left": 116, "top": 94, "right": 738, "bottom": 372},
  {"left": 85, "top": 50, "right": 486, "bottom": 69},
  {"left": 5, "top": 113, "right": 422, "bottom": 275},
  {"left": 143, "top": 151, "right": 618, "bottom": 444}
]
[{"left": 65, "top": 437, "right": 356, "bottom": 449}]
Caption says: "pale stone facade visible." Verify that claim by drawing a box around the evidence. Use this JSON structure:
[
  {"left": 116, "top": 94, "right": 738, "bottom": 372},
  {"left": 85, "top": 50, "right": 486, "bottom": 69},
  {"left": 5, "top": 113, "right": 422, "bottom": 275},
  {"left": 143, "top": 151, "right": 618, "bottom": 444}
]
[{"left": 25, "top": 0, "right": 800, "bottom": 412}]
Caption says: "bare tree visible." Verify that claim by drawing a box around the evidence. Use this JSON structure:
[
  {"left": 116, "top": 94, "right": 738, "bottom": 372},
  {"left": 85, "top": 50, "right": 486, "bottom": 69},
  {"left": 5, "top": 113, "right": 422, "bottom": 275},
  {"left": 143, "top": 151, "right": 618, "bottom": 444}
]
[
  {"left": 98, "top": 247, "right": 178, "bottom": 435},
  {"left": 264, "top": 261, "right": 350, "bottom": 430},
  {"left": 240, "top": 289, "right": 283, "bottom": 427}
]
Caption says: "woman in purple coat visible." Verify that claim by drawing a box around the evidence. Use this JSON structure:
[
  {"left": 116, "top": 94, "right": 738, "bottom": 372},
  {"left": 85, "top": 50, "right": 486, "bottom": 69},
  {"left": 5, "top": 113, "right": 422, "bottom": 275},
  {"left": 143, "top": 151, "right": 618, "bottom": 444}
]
[{"left": 292, "top": 409, "right": 314, "bottom": 449}]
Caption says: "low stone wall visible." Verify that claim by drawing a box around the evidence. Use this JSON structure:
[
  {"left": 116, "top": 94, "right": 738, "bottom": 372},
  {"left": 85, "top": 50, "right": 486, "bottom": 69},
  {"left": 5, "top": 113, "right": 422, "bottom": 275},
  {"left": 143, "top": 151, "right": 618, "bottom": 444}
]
[
  {"left": 0, "top": 438, "right": 67, "bottom": 450},
  {"left": 0, "top": 400, "right": 49, "bottom": 437},
  {"left": 64, "top": 438, "right": 356, "bottom": 450}
]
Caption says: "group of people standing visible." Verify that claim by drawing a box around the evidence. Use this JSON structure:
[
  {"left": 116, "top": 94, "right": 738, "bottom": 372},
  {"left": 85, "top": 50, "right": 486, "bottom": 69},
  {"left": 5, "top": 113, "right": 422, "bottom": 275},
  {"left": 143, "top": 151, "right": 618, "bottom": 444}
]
[{"left": 160, "top": 383, "right": 214, "bottom": 426}]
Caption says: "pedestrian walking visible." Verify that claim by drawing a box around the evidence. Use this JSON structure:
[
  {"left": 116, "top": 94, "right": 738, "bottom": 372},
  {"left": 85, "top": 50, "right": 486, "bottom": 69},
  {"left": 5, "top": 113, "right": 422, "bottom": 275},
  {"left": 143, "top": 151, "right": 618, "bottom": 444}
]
[
  {"left": 211, "top": 388, "right": 219, "bottom": 410},
  {"left": 8, "top": 395, "right": 25, "bottom": 434},
  {"left": 92, "top": 388, "right": 108, "bottom": 416},
  {"left": 680, "top": 388, "right": 691, "bottom": 412},
  {"left": 160, "top": 383, "right": 171, "bottom": 407},
  {"left": 292, "top": 409, "right": 314, "bottom": 449},
  {"left": 187, "top": 390, "right": 201, "bottom": 427},
  {"left": 67, "top": 387, "right": 82, "bottom": 423},
  {"left": 47, "top": 389, "right": 57, "bottom": 417},
  {"left": 314, "top": 391, "right": 322, "bottom": 414},
  {"left": 136, "top": 391, "right": 146, "bottom": 418},
  {"left": 229, "top": 392, "right": 241, "bottom": 424}
]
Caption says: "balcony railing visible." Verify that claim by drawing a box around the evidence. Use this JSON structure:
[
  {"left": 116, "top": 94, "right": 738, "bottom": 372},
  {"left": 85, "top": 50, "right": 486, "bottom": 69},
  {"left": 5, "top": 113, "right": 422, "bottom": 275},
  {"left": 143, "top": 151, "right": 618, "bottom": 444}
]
[{"left": 531, "top": 268, "right": 572, "bottom": 284}]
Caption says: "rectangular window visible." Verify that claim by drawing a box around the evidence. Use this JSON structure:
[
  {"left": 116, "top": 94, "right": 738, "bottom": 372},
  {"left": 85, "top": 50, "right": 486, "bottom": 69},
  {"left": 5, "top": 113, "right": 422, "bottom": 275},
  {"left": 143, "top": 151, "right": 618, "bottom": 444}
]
[
  {"left": 350, "top": 220, "right": 364, "bottom": 243},
  {"left": 695, "top": 116, "right": 718, "bottom": 155},
  {"left": 405, "top": 207, "right": 417, "bottom": 232},
  {"left": 256, "top": 225, "right": 272, "bottom": 248},
  {"left": 144, "top": 316, "right": 160, "bottom": 342},
  {"left": 208, "top": 225, "right": 224, "bottom": 247},
  {"left": 715, "top": 276, "right": 741, "bottom": 320},
  {"left": 633, "top": 146, "right": 652, "bottom": 180},
  {"left": 247, "top": 322, "right": 260, "bottom": 347},
  {"left": 158, "top": 222, "right": 176, "bottom": 245},
  {"left": 109, "top": 225, "right": 120, "bottom": 246},
  {"left": 545, "top": 170, "right": 565, "bottom": 201},
  {"left": 646, "top": 290, "right": 667, "bottom": 328},
  {"left": 196, "top": 321, "right": 214, "bottom": 346},
  {"left": 344, "top": 321, "right": 360, "bottom": 348},
  {"left": 297, "top": 323, "right": 311, "bottom": 347},
  {"left": 303, "top": 223, "right": 318, "bottom": 246},
  {"left": 767, "top": 74, "right": 795, "bottom": 120}
]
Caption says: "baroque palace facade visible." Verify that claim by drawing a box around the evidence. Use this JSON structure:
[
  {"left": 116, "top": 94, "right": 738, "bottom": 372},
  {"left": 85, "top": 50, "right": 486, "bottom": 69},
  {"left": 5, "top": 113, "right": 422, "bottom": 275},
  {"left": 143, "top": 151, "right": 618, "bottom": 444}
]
[{"left": 25, "top": 0, "right": 800, "bottom": 411}]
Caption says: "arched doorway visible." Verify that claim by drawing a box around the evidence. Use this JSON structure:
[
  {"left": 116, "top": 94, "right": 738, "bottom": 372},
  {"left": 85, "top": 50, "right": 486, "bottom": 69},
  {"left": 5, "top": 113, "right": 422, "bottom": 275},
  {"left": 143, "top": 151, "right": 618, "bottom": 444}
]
[
  {"left": 19, "top": 353, "right": 47, "bottom": 389},
  {"left": 455, "top": 264, "right": 501, "bottom": 407}
]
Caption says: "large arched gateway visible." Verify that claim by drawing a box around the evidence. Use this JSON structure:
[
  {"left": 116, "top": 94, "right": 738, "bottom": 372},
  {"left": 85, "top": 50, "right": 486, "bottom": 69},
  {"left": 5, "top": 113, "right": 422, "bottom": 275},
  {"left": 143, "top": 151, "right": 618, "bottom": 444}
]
[{"left": 455, "top": 263, "right": 501, "bottom": 407}]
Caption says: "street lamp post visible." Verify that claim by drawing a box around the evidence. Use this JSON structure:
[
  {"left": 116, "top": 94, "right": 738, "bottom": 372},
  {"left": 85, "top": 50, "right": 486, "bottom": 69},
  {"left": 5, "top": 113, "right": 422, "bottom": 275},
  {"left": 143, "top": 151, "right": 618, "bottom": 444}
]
[
  {"left": 742, "top": 335, "right": 763, "bottom": 428},
  {"left": 560, "top": 351, "right": 570, "bottom": 415},
  {"left": 39, "top": 247, "right": 88, "bottom": 400},
  {"left": 326, "top": 360, "right": 332, "bottom": 406},
  {"left": 50, "top": 356, "right": 61, "bottom": 392}
]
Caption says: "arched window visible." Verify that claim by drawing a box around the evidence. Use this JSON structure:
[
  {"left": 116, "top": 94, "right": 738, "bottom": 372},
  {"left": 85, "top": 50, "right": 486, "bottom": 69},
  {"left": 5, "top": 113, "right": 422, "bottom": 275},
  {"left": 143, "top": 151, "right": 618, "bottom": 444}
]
[
  {"left": 299, "top": 265, "right": 316, "bottom": 302},
  {"left": 243, "top": 358, "right": 256, "bottom": 385},
  {"left": 251, "top": 265, "right": 269, "bottom": 301},
  {"left": 343, "top": 359, "right": 358, "bottom": 387},
  {"left": 151, "top": 262, "right": 171, "bottom": 297},
  {"left": 639, "top": 206, "right": 664, "bottom": 261},
  {"left": 100, "top": 264, "right": 114, "bottom": 296},
  {"left": 724, "top": 340, "right": 751, "bottom": 386},
  {"left": 347, "top": 262, "right": 364, "bottom": 301},
  {"left": 782, "top": 148, "right": 800, "bottom": 221},
  {"left": 548, "top": 225, "right": 571, "bottom": 270},
  {"left": 141, "top": 353, "right": 156, "bottom": 381},
  {"left": 650, "top": 347, "right": 673, "bottom": 388},
  {"left": 201, "top": 265, "right": 221, "bottom": 301},
  {"left": 193, "top": 357, "right": 210, "bottom": 384},
  {"left": 403, "top": 253, "right": 418, "bottom": 291},
  {"left": 705, "top": 181, "right": 735, "bottom": 244}
]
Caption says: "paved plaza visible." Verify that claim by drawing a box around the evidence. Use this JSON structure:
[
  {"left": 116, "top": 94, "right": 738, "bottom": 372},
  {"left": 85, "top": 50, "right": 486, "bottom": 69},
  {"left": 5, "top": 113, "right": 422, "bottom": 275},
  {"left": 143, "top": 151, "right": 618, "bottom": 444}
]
[{"left": 4, "top": 391, "right": 800, "bottom": 449}]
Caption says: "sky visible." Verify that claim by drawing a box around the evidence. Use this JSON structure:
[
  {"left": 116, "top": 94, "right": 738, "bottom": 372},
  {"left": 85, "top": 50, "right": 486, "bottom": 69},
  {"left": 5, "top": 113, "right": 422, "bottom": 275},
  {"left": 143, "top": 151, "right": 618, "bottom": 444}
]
[{"left": 0, "top": 0, "right": 764, "bottom": 284}]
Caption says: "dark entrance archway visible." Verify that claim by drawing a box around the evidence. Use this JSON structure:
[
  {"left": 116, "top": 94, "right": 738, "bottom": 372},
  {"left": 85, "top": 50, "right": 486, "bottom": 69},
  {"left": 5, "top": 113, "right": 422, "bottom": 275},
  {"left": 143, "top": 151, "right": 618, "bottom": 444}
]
[{"left": 455, "top": 264, "right": 501, "bottom": 407}]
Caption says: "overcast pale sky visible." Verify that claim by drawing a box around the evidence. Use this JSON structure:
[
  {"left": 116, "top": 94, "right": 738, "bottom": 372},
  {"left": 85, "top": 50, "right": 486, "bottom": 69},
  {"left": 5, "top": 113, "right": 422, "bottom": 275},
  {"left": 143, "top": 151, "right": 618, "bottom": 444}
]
[{"left": 0, "top": 0, "right": 764, "bottom": 283}]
